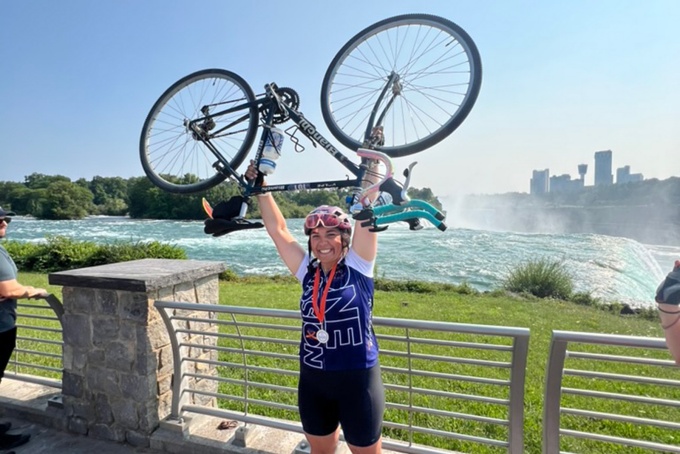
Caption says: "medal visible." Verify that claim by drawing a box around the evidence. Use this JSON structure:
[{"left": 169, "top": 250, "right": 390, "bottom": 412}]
[
  {"left": 311, "top": 264, "right": 337, "bottom": 346},
  {"left": 316, "top": 329, "right": 329, "bottom": 344}
]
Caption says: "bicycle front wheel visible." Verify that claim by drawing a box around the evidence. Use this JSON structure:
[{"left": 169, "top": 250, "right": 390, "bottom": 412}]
[
  {"left": 140, "top": 69, "right": 258, "bottom": 193},
  {"left": 321, "top": 14, "right": 482, "bottom": 157}
]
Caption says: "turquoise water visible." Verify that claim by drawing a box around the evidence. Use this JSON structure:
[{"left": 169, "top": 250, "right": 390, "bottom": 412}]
[{"left": 6, "top": 216, "right": 678, "bottom": 308}]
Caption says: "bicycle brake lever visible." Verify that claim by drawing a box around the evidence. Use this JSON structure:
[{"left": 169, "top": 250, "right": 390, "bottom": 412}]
[{"left": 401, "top": 161, "right": 417, "bottom": 201}]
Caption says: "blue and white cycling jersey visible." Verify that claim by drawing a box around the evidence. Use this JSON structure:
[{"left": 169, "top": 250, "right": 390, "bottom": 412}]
[{"left": 295, "top": 249, "right": 378, "bottom": 371}]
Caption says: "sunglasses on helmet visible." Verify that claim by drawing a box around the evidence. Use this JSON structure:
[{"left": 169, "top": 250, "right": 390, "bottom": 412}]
[{"left": 304, "top": 213, "right": 343, "bottom": 231}]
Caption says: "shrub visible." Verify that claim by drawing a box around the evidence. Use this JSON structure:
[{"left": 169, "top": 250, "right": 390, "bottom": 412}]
[
  {"left": 374, "top": 278, "right": 476, "bottom": 294},
  {"left": 571, "top": 291, "right": 600, "bottom": 307},
  {"left": 2, "top": 236, "right": 187, "bottom": 272},
  {"left": 219, "top": 268, "right": 240, "bottom": 281},
  {"left": 456, "top": 281, "right": 480, "bottom": 295},
  {"left": 502, "top": 258, "right": 573, "bottom": 300}
]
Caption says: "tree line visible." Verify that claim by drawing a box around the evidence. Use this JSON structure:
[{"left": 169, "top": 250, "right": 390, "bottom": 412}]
[
  {"left": 455, "top": 176, "right": 680, "bottom": 246},
  {"left": 0, "top": 173, "right": 443, "bottom": 220},
  {"left": 461, "top": 176, "right": 680, "bottom": 208}
]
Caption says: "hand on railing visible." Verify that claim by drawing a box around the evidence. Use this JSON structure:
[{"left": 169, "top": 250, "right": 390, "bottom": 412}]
[
  {"left": 29, "top": 289, "right": 50, "bottom": 299},
  {"left": 0, "top": 286, "right": 49, "bottom": 301}
]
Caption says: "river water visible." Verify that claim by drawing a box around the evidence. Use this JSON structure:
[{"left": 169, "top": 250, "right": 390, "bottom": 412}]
[{"left": 6, "top": 216, "right": 679, "bottom": 309}]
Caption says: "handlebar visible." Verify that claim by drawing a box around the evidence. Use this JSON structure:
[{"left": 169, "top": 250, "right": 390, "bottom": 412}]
[{"left": 350, "top": 149, "right": 447, "bottom": 232}]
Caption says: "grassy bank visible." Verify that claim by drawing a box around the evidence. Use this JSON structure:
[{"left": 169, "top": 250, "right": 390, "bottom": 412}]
[{"left": 16, "top": 272, "right": 677, "bottom": 453}]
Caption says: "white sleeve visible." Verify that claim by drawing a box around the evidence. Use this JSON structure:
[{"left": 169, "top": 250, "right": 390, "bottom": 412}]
[
  {"left": 295, "top": 255, "right": 310, "bottom": 282},
  {"left": 346, "top": 249, "right": 375, "bottom": 278}
]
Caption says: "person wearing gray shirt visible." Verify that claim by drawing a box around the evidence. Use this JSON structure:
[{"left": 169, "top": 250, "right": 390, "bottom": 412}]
[{"left": 0, "top": 207, "right": 47, "bottom": 451}]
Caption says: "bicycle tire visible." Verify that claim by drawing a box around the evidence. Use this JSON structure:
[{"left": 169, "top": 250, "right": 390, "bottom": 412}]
[
  {"left": 140, "top": 69, "right": 258, "bottom": 194},
  {"left": 321, "top": 14, "right": 482, "bottom": 157}
]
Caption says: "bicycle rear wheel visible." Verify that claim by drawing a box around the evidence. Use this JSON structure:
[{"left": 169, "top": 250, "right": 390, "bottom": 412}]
[
  {"left": 321, "top": 14, "right": 482, "bottom": 157},
  {"left": 140, "top": 69, "right": 258, "bottom": 193}
]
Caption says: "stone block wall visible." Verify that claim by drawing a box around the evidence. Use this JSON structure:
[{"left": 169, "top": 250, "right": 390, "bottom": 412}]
[{"left": 50, "top": 259, "right": 225, "bottom": 447}]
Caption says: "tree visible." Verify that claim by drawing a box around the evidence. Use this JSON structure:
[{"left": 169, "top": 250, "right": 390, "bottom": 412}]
[
  {"left": 23, "top": 173, "right": 71, "bottom": 189},
  {"left": 37, "top": 181, "right": 93, "bottom": 220},
  {"left": 0, "top": 182, "right": 25, "bottom": 211},
  {"left": 407, "top": 187, "right": 443, "bottom": 210}
]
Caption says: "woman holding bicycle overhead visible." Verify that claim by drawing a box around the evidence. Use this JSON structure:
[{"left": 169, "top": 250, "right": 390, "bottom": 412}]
[{"left": 245, "top": 162, "right": 385, "bottom": 454}]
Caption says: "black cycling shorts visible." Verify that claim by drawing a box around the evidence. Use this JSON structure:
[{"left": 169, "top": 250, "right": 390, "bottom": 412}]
[{"left": 298, "top": 363, "right": 385, "bottom": 447}]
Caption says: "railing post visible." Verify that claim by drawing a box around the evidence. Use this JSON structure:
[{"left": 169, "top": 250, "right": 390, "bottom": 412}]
[
  {"left": 543, "top": 334, "right": 568, "bottom": 454},
  {"left": 508, "top": 333, "right": 529, "bottom": 454},
  {"left": 49, "top": 258, "right": 225, "bottom": 448}
]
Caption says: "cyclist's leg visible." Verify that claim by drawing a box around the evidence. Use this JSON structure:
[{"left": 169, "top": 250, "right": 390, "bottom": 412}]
[
  {"left": 304, "top": 429, "right": 341, "bottom": 454},
  {"left": 348, "top": 439, "right": 382, "bottom": 454},
  {"left": 298, "top": 367, "right": 341, "bottom": 454},
  {"left": 337, "top": 365, "right": 385, "bottom": 452}
]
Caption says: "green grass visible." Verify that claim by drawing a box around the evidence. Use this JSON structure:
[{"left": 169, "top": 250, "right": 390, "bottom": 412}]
[{"left": 14, "top": 272, "right": 679, "bottom": 453}]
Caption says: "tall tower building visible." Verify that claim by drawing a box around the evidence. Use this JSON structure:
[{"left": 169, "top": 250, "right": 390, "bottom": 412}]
[
  {"left": 578, "top": 164, "right": 587, "bottom": 181},
  {"left": 530, "top": 169, "right": 549, "bottom": 194},
  {"left": 594, "top": 150, "right": 613, "bottom": 186}
]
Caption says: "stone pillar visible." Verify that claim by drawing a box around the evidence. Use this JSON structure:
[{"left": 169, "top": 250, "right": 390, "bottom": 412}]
[{"left": 49, "top": 258, "right": 225, "bottom": 447}]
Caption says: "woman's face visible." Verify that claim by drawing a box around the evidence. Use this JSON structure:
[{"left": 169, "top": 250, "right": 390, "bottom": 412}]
[{"left": 310, "top": 227, "right": 344, "bottom": 268}]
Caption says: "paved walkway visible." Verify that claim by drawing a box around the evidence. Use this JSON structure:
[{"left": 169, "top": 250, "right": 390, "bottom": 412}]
[
  {"left": 0, "top": 415, "right": 155, "bottom": 453},
  {"left": 0, "top": 377, "right": 402, "bottom": 454}
]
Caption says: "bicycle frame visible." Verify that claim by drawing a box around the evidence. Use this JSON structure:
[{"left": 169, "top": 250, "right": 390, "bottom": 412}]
[
  {"left": 186, "top": 82, "right": 403, "bottom": 197},
  {"left": 188, "top": 82, "right": 446, "bottom": 232}
]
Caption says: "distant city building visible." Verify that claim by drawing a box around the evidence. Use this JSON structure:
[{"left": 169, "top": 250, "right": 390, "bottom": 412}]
[
  {"left": 550, "top": 174, "right": 584, "bottom": 193},
  {"left": 616, "top": 165, "right": 644, "bottom": 184},
  {"left": 578, "top": 164, "right": 588, "bottom": 182},
  {"left": 530, "top": 169, "right": 550, "bottom": 194},
  {"left": 594, "top": 150, "right": 613, "bottom": 186}
]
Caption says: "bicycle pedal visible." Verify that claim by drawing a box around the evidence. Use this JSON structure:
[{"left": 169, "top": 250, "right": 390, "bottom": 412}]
[{"left": 406, "top": 218, "right": 424, "bottom": 231}]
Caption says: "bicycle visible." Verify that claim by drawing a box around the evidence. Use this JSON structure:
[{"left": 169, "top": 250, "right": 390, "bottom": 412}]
[{"left": 139, "top": 14, "right": 482, "bottom": 236}]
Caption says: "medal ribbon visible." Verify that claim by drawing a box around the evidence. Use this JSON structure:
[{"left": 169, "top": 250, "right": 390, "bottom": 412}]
[{"left": 312, "top": 264, "right": 337, "bottom": 323}]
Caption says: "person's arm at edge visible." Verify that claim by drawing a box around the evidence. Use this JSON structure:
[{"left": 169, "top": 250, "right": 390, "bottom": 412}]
[
  {"left": 0, "top": 279, "right": 48, "bottom": 300},
  {"left": 658, "top": 305, "right": 680, "bottom": 365},
  {"left": 656, "top": 260, "right": 680, "bottom": 365}
]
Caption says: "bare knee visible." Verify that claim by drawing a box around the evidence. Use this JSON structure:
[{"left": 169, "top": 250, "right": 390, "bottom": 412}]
[
  {"left": 305, "top": 429, "right": 340, "bottom": 454},
  {"left": 348, "top": 437, "right": 382, "bottom": 454}
]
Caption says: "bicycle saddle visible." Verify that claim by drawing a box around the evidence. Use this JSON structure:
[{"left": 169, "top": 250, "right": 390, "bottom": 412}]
[
  {"left": 203, "top": 196, "right": 264, "bottom": 237},
  {"left": 204, "top": 218, "right": 264, "bottom": 237}
]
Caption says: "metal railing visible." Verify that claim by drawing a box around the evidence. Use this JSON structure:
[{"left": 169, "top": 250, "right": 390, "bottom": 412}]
[
  {"left": 543, "top": 330, "right": 680, "bottom": 453},
  {"left": 155, "top": 300, "right": 530, "bottom": 454},
  {"left": 7, "top": 294, "right": 64, "bottom": 389}
]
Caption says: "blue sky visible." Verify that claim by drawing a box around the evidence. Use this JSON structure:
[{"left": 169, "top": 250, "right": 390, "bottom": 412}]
[{"left": 1, "top": 0, "right": 678, "bottom": 203}]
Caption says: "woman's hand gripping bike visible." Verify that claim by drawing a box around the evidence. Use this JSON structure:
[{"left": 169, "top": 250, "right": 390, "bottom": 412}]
[{"left": 139, "top": 14, "right": 482, "bottom": 236}]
